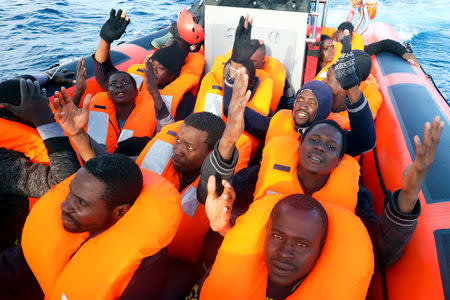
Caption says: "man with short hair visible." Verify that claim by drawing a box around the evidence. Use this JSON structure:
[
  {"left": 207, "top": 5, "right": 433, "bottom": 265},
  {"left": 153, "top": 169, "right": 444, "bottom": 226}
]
[{"left": 0, "top": 154, "right": 182, "bottom": 299}]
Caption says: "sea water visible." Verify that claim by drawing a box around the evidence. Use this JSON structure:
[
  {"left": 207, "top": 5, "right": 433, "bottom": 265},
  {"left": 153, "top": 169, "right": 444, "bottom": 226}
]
[{"left": 0, "top": 0, "right": 449, "bottom": 100}]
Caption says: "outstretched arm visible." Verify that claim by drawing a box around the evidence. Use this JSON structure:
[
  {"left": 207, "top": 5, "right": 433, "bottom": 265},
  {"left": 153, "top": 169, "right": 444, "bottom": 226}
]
[
  {"left": 397, "top": 116, "right": 444, "bottom": 213},
  {"left": 222, "top": 82, "right": 271, "bottom": 142},
  {"left": 197, "top": 68, "right": 258, "bottom": 208},
  {"left": 93, "top": 9, "right": 130, "bottom": 89},
  {"left": 358, "top": 116, "right": 444, "bottom": 265},
  {"left": 94, "top": 9, "right": 130, "bottom": 63},
  {"left": 334, "top": 30, "right": 376, "bottom": 155},
  {"left": 53, "top": 87, "right": 96, "bottom": 162},
  {"left": 364, "top": 39, "right": 419, "bottom": 66}
]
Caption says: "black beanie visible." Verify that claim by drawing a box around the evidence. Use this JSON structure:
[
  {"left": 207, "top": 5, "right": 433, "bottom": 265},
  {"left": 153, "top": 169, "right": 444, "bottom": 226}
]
[
  {"left": 353, "top": 50, "right": 372, "bottom": 82},
  {"left": 151, "top": 43, "right": 187, "bottom": 76}
]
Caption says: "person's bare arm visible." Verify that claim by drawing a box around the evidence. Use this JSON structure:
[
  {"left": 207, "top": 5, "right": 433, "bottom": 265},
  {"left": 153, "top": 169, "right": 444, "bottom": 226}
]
[
  {"left": 53, "top": 88, "right": 96, "bottom": 161},
  {"left": 94, "top": 9, "right": 130, "bottom": 63},
  {"left": 218, "top": 68, "right": 251, "bottom": 160}
]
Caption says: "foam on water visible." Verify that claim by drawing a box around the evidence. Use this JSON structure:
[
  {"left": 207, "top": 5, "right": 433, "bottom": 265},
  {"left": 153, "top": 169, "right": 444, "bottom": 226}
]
[{"left": 0, "top": 0, "right": 448, "bottom": 100}]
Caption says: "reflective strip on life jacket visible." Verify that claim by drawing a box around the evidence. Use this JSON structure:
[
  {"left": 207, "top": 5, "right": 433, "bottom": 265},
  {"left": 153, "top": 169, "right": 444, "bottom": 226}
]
[
  {"left": 86, "top": 109, "right": 111, "bottom": 146},
  {"left": 87, "top": 92, "right": 156, "bottom": 153},
  {"left": 140, "top": 139, "right": 174, "bottom": 175},
  {"left": 181, "top": 184, "right": 199, "bottom": 218},
  {"left": 204, "top": 92, "right": 223, "bottom": 117}
]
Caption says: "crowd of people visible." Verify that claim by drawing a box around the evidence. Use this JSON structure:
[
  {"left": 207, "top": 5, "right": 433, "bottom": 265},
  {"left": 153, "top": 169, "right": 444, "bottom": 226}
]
[{"left": 0, "top": 4, "right": 444, "bottom": 300}]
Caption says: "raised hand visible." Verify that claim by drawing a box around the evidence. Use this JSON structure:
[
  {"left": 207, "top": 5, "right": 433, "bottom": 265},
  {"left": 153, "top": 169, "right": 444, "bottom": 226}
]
[
  {"left": 0, "top": 79, "right": 53, "bottom": 127},
  {"left": 231, "top": 15, "right": 254, "bottom": 63},
  {"left": 53, "top": 87, "right": 91, "bottom": 136},
  {"left": 333, "top": 33, "right": 359, "bottom": 90},
  {"left": 205, "top": 176, "right": 236, "bottom": 236},
  {"left": 72, "top": 57, "right": 87, "bottom": 107},
  {"left": 100, "top": 9, "right": 130, "bottom": 44},
  {"left": 143, "top": 57, "right": 159, "bottom": 93},
  {"left": 218, "top": 68, "right": 251, "bottom": 160},
  {"left": 398, "top": 116, "right": 444, "bottom": 213},
  {"left": 46, "top": 67, "right": 76, "bottom": 85}
]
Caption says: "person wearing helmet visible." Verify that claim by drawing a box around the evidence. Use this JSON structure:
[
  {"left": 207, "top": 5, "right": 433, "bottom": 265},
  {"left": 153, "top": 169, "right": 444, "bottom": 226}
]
[{"left": 152, "top": 3, "right": 205, "bottom": 51}]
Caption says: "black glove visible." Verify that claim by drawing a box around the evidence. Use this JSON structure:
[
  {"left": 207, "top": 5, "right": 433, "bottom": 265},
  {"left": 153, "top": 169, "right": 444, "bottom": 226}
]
[
  {"left": 231, "top": 16, "right": 253, "bottom": 63},
  {"left": 100, "top": 9, "right": 130, "bottom": 44},
  {"left": 333, "top": 35, "right": 359, "bottom": 90}
]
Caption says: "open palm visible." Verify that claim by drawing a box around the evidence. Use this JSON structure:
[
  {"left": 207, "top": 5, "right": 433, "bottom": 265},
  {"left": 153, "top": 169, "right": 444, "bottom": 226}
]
[
  {"left": 205, "top": 176, "right": 236, "bottom": 234},
  {"left": 53, "top": 87, "right": 91, "bottom": 136}
]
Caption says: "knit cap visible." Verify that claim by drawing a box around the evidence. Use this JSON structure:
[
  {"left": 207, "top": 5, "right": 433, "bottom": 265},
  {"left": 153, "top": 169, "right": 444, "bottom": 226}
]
[
  {"left": 151, "top": 43, "right": 187, "bottom": 76},
  {"left": 296, "top": 80, "right": 332, "bottom": 122}
]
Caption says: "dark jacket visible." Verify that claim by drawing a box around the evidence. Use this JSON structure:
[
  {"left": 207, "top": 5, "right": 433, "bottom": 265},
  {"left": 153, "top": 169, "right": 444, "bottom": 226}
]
[
  {"left": 0, "top": 134, "right": 80, "bottom": 252},
  {"left": 364, "top": 39, "right": 408, "bottom": 57},
  {"left": 197, "top": 142, "right": 420, "bottom": 266}
]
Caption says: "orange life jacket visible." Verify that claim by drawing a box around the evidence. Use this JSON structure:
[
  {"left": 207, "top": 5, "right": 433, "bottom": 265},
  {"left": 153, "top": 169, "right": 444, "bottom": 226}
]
[
  {"left": 264, "top": 56, "right": 287, "bottom": 112},
  {"left": 210, "top": 51, "right": 285, "bottom": 112},
  {"left": 127, "top": 52, "right": 205, "bottom": 117},
  {"left": 21, "top": 168, "right": 182, "bottom": 300},
  {"left": 86, "top": 91, "right": 156, "bottom": 153},
  {"left": 195, "top": 58, "right": 272, "bottom": 161},
  {"left": 0, "top": 118, "right": 51, "bottom": 210},
  {"left": 254, "top": 136, "right": 360, "bottom": 212},
  {"left": 264, "top": 110, "right": 349, "bottom": 145},
  {"left": 321, "top": 27, "right": 365, "bottom": 50},
  {"left": 200, "top": 193, "right": 374, "bottom": 300},
  {"left": 135, "top": 121, "right": 213, "bottom": 263},
  {"left": 0, "top": 118, "right": 49, "bottom": 164},
  {"left": 195, "top": 54, "right": 273, "bottom": 118}
]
